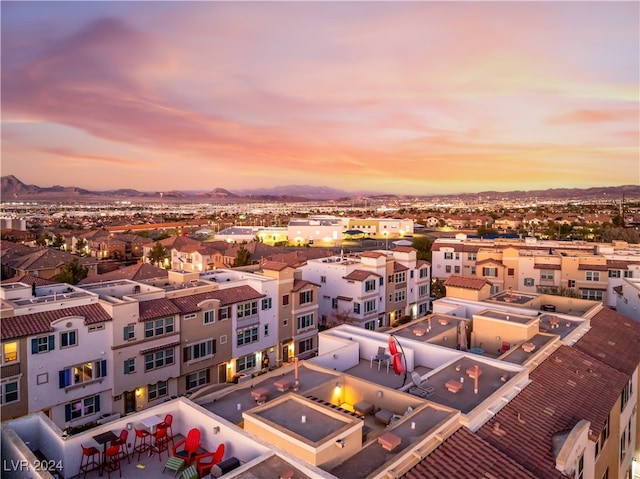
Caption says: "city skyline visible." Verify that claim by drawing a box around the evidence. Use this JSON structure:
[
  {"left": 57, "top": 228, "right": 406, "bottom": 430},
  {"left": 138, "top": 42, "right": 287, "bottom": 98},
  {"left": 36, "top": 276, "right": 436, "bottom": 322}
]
[{"left": 1, "top": 1, "right": 638, "bottom": 195}]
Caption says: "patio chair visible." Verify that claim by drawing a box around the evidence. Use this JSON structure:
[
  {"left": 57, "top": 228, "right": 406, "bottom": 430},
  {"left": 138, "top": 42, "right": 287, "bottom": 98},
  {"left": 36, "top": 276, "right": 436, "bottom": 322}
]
[
  {"left": 157, "top": 414, "right": 175, "bottom": 446},
  {"left": 110, "top": 429, "right": 130, "bottom": 464},
  {"left": 195, "top": 443, "right": 225, "bottom": 477},
  {"left": 102, "top": 444, "right": 122, "bottom": 479},
  {"left": 151, "top": 427, "right": 170, "bottom": 461},
  {"left": 181, "top": 465, "right": 199, "bottom": 479},
  {"left": 79, "top": 444, "right": 100, "bottom": 478},
  {"left": 133, "top": 427, "right": 151, "bottom": 461},
  {"left": 172, "top": 428, "right": 201, "bottom": 465}
]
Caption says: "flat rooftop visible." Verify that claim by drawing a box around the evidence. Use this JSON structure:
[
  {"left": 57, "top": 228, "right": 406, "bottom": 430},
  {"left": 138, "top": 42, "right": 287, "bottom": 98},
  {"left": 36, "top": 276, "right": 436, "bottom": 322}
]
[
  {"left": 252, "top": 395, "right": 354, "bottom": 443},
  {"left": 424, "top": 355, "right": 517, "bottom": 414},
  {"left": 501, "top": 333, "right": 558, "bottom": 365},
  {"left": 393, "top": 314, "right": 459, "bottom": 342},
  {"left": 476, "top": 309, "right": 535, "bottom": 325}
]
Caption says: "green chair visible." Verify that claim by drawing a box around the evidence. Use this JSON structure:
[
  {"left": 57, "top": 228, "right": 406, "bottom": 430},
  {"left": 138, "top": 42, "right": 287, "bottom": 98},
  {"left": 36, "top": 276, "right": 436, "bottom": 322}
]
[
  {"left": 181, "top": 465, "right": 198, "bottom": 479},
  {"left": 163, "top": 456, "right": 186, "bottom": 476}
]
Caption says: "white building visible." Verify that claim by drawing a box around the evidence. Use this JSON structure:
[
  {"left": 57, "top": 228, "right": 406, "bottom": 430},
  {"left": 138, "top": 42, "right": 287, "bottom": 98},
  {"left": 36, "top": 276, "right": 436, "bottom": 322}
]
[{"left": 614, "top": 277, "right": 640, "bottom": 321}]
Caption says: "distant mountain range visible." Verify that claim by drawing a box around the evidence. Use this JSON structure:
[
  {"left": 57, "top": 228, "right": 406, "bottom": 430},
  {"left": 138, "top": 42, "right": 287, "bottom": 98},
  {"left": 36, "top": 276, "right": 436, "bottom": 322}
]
[{"left": 1, "top": 175, "right": 638, "bottom": 203}]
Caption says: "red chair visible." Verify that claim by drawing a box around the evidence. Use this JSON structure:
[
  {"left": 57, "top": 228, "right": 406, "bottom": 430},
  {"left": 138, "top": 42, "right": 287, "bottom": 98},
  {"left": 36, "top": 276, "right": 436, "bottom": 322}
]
[
  {"left": 150, "top": 427, "right": 170, "bottom": 461},
  {"left": 171, "top": 428, "right": 201, "bottom": 465},
  {"left": 110, "top": 429, "right": 130, "bottom": 464},
  {"left": 102, "top": 444, "right": 122, "bottom": 478},
  {"left": 157, "top": 413, "right": 174, "bottom": 446},
  {"left": 79, "top": 444, "right": 100, "bottom": 478},
  {"left": 132, "top": 427, "right": 151, "bottom": 461},
  {"left": 195, "top": 443, "right": 225, "bottom": 477}
]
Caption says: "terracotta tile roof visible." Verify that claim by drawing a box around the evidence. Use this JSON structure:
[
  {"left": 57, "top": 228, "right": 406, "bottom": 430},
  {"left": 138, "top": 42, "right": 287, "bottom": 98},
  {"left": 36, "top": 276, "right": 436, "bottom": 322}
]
[
  {"left": 416, "top": 260, "right": 430, "bottom": 268},
  {"left": 169, "top": 285, "right": 265, "bottom": 314},
  {"left": 140, "top": 340, "right": 180, "bottom": 355},
  {"left": 138, "top": 298, "right": 182, "bottom": 321},
  {"left": 444, "top": 275, "right": 490, "bottom": 290},
  {"left": 343, "top": 270, "right": 379, "bottom": 281},
  {"left": 291, "top": 279, "right": 319, "bottom": 292},
  {"left": 1, "top": 303, "right": 111, "bottom": 340},
  {"left": 360, "top": 251, "right": 386, "bottom": 258},
  {"left": 577, "top": 263, "right": 608, "bottom": 271},
  {"left": 261, "top": 261, "right": 291, "bottom": 272},
  {"left": 2, "top": 274, "right": 58, "bottom": 286},
  {"left": 393, "top": 262, "right": 409, "bottom": 272},
  {"left": 7, "top": 248, "right": 98, "bottom": 271},
  {"left": 402, "top": 427, "right": 542, "bottom": 479},
  {"left": 612, "top": 285, "right": 623, "bottom": 295},
  {"left": 477, "top": 346, "right": 628, "bottom": 478},
  {"left": 336, "top": 295, "right": 353, "bottom": 302},
  {"left": 574, "top": 307, "right": 640, "bottom": 376},
  {"left": 533, "top": 263, "right": 561, "bottom": 270},
  {"left": 606, "top": 260, "right": 634, "bottom": 269},
  {"left": 474, "top": 258, "right": 503, "bottom": 266},
  {"left": 78, "top": 263, "right": 168, "bottom": 284}
]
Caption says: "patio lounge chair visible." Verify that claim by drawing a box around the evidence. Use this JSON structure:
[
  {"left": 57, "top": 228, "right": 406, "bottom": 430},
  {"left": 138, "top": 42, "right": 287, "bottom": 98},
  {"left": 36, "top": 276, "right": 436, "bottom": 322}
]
[{"left": 172, "top": 428, "right": 201, "bottom": 465}]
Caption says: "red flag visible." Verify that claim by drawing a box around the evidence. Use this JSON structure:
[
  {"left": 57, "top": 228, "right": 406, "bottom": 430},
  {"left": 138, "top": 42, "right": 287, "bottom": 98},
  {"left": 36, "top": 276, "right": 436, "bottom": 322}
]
[
  {"left": 393, "top": 353, "right": 404, "bottom": 375},
  {"left": 388, "top": 336, "right": 398, "bottom": 356}
]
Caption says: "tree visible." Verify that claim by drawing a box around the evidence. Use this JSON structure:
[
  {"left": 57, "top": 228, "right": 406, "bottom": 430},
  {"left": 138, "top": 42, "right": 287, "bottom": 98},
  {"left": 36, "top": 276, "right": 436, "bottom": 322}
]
[
  {"left": 147, "top": 242, "right": 169, "bottom": 267},
  {"left": 234, "top": 243, "right": 251, "bottom": 267},
  {"left": 411, "top": 236, "right": 432, "bottom": 262},
  {"left": 52, "top": 234, "right": 65, "bottom": 249},
  {"left": 35, "top": 235, "right": 48, "bottom": 247},
  {"left": 54, "top": 258, "right": 89, "bottom": 285},
  {"left": 75, "top": 238, "right": 87, "bottom": 256}
]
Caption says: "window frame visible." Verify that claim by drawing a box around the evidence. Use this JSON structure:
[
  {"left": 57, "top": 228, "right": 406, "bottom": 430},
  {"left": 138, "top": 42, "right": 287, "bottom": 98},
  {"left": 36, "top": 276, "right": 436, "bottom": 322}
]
[
  {"left": 60, "top": 330, "right": 77, "bottom": 349},
  {"left": 0, "top": 378, "right": 20, "bottom": 405},
  {"left": 144, "top": 348, "right": 175, "bottom": 372}
]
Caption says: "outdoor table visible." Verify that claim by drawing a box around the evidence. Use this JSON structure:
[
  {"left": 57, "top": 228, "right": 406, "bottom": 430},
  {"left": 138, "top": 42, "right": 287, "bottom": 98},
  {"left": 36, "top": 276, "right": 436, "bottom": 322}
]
[{"left": 92, "top": 430, "right": 117, "bottom": 476}]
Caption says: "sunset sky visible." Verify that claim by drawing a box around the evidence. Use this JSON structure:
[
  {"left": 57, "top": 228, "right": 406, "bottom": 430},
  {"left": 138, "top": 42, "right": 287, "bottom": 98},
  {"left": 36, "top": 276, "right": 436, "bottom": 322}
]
[{"left": 1, "top": 1, "right": 638, "bottom": 195}]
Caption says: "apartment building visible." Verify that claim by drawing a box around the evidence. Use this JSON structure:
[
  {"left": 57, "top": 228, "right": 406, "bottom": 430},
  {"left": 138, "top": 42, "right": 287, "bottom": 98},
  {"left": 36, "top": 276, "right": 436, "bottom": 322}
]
[
  {"left": 432, "top": 235, "right": 640, "bottom": 307},
  {"left": 0, "top": 282, "right": 113, "bottom": 428},
  {"left": 298, "top": 247, "right": 430, "bottom": 330},
  {"left": 614, "top": 277, "right": 640, "bottom": 320}
]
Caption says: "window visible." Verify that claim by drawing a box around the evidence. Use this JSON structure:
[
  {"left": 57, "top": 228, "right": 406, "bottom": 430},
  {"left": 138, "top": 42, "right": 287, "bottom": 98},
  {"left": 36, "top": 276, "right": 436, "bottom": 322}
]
[
  {"left": 2, "top": 342, "right": 18, "bottom": 364},
  {"left": 144, "top": 317, "right": 174, "bottom": 338},
  {"left": 524, "top": 278, "right": 535, "bottom": 287},
  {"left": 585, "top": 271, "right": 600, "bottom": 282},
  {"left": 445, "top": 265, "right": 451, "bottom": 273},
  {"left": 410, "top": 270, "right": 414, "bottom": 278},
  {"left": 379, "top": 277, "right": 384, "bottom": 286},
  {"left": 184, "top": 339, "right": 216, "bottom": 362},
  {"left": 468, "top": 253, "right": 477, "bottom": 261},
  {"left": 507, "top": 268, "right": 515, "bottom": 276},
  {"left": 237, "top": 301, "right": 258, "bottom": 318},
  {"left": 204, "top": 310, "right": 215, "bottom": 324},
  {"left": 60, "top": 330, "right": 77, "bottom": 348},
  {"left": 237, "top": 327, "right": 259, "bottom": 346},
  {"left": 59, "top": 360, "right": 107, "bottom": 388},
  {"left": 620, "top": 433, "right": 626, "bottom": 462},
  {"left": 394, "top": 272, "right": 406, "bottom": 283},
  {"left": 320, "top": 275, "right": 326, "bottom": 283},
  {"left": 236, "top": 353, "right": 256, "bottom": 372},
  {"left": 261, "top": 298, "right": 272, "bottom": 310},
  {"left": 419, "top": 285, "right": 429, "bottom": 298},
  {"left": 144, "top": 348, "right": 174, "bottom": 371},
  {"left": 31, "top": 335, "right": 54, "bottom": 354},
  {"left": 418, "top": 303, "right": 428, "bottom": 316},
  {"left": 364, "top": 299, "right": 376, "bottom": 313},
  {"left": 184, "top": 313, "right": 196, "bottom": 320},
  {"left": 581, "top": 289, "right": 603, "bottom": 301},
  {"left": 454, "top": 266, "right": 460, "bottom": 274},
  {"left": 576, "top": 452, "right": 584, "bottom": 479},
  {"left": 568, "top": 279, "right": 576, "bottom": 288},
  {"left": 608, "top": 270, "right": 621, "bottom": 278},
  {"left": 365, "top": 279, "right": 376, "bottom": 292},
  {"left": 470, "top": 266, "right": 476, "bottom": 275},
  {"left": 444, "top": 252, "right": 453, "bottom": 260},
  {"left": 621, "top": 379, "right": 632, "bottom": 411},
  {"left": 1, "top": 379, "right": 19, "bottom": 404},
  {"left": 88, "top": 324, "right": 104, "bottom": 332},
  {"left": 282, "top": 294, "right": 290, "bottom": 306},
  {"left": 148, "top": 381, "right": 167, "bottom": 401},
  {"left": 331, "top": 298, "right": 338, "bottom": 309},
  {"left": 299, "top": 290, "right": 313, "bottom": 305},
  {"left": 364, "top": 320, "right": 376, "bottom": 330},
  {"left": 65, "top": 395, "right": 100, "bottom": 422},
  {"left": 299, "top": 338, "right": 313, "bottom": 354},
  {"left": 186, "top": 370, "right": 210, "bottom": 390},
  {"left": 283, "top": 318, "right": 288, "bottom": 327},
  {"left": 219, "top": 307, "right": 231, "bottom": 320},
  {"left": 394, "top": 289, "right": 406, "bottom": 302},
  {"left": 264, "top": 324, "right": 269, "bottom": 336},
  {"left": 623, "top": 270, "right": 633, "bottom": 278},
  {"left": 419, "top": 268, "right": 429, "bottom": 278},
  {"left": 220, "top": 334, "right": 227, "bottom": 344},
  {"left": 482, "top": 267, "right": 497, "bottom": 277},
  {"left": 353, "top": 303, "right": 361, "bottom": 314},
  {"left": 541, "top": 270, "right": 554, "bottom": 281},
  {"left": 124, "top": 358, "right": 135, "bottom": 375},
  {"left": 123, "top": 324, "right": 135, "bottom": 341},
  {"left": 297, "top": 313, "right": 314, "bottom": 330},
  {"left": 455, "top": 253, "right": 460, "bottom": 260}
]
